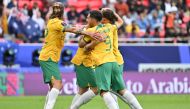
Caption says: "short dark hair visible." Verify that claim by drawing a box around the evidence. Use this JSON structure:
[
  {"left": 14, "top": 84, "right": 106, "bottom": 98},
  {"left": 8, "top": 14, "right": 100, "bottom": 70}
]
[
  {"left": 102, "top": 9, "right": 118, "bottom": 24},
  {"left": 89, "top": 10, "right": 102, "bottom": 22}
]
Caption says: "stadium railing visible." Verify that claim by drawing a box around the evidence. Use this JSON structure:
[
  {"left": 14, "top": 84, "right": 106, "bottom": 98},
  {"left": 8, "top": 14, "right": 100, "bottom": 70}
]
[{"left": 65, "top": 37, "right": 190, "bottom": 44}]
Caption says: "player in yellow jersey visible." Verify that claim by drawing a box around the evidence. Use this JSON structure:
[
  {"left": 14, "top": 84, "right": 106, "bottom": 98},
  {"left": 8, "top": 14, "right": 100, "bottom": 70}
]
[
  {"left": 78, "top": 13, "right": 120, "bottom": 109},
  {"left": 39, "top": 2, "right": 105, "bottom": 109},
  {"left": 70, "top": 10, "right": 106, "bottom": 109},
  {"left": 78, "top": 9, "right": 142, "bottom": 109},
  {"left": 100, "top": 9, "right": 143, "bottom": 109},
  {"left": 71, "top": 10, "right": 123, "bottom": 109}
]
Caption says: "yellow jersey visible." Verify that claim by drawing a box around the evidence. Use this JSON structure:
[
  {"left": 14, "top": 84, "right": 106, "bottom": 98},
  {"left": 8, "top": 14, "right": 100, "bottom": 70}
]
[
  {"left": 71, "top": 26, "right": 96, "bottom": 67},
  {"left": 39, "top": 18, "right": 65, "bottom": 62},
  {"left": 90, "top": 23, "right": 117, "bottom": 66},
  {"left": 113, "top": 25, "right": 124, "bottom": 65}
]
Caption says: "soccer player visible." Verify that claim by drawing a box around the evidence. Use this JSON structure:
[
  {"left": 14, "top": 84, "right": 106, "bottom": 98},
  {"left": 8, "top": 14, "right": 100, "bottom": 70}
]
[
  {"left": 80, "top": 9, "right": 143, "bottom": 109},
  {"left": 70, "top": 10, "right": 104, "bottom": 109},
  {"left": 81, "top": 15, "right": 121, "bottom": 109},
  {"left": 101, "top": 8, "right": 143, "bottom": 109},
  {"left": 70, "top": 10, "right": 123, "bottom": 109},
  {"left": 39, "top": 2, "right": 105, "bottom": 109}
]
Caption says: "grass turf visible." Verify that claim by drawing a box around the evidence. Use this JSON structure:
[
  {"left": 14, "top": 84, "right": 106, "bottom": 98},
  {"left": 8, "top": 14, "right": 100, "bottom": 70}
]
[{"left": 0, "top": 95, "right": 190, "bottom": 109}]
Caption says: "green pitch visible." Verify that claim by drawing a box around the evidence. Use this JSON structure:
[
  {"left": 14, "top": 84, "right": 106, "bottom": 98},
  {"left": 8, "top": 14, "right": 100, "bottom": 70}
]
[{"left": 0, "top": 95, "right": 190, "bottom": 109}]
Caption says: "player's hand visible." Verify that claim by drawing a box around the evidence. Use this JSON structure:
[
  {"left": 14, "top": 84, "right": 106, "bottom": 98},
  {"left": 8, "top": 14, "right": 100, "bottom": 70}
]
[
  {"left": 61, "top": 21, "right": 67, "bottom": 26},
  {"left": 91, "top": 32, "right": 106, "bottom": 42}
]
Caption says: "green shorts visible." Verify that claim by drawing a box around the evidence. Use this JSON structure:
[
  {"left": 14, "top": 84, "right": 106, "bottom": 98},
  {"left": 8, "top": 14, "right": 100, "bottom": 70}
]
[
  {"left": 39, "top": 59, "right": 61, "bottom": 84},
  {"left": 111, "top": 64, "right": 126, "bottom": 91},
  {"left": 95, "top": 62, "right": 120, "bottom": 91},
  {"left": 75, "top": 64, "right": 97, "bottom": 88}
]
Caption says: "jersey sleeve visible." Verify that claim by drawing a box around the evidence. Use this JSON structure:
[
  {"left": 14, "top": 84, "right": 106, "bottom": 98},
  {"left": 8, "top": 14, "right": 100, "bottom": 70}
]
[
  {"left": 83, "top": 36, "right": 91, "bottom": 43},
  {"left": 55, "top": 20, "right": 65, "bottom": 32},
  {"left": 112, "top": 24, "right": 118, "bottom": 29},
  {"left": 83, "top": 28, "right": 94, "bottom": 42}
]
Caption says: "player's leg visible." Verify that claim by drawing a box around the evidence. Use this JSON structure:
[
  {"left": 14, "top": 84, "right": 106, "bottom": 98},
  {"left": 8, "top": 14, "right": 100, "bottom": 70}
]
[
  {"left": 71, "top": 87, "right": 88, "bottom": 105},
  {"left": 46, "top": 79, "right": 62, "bottom": 109},
  {"left": 39, "top": 59, "right": 63, "bottom": 109},
  {"left": 110, "top": 90, "right": 119, "bottom": 108},
  {"left": 70, "top": 65, "right": 98, "bottom": 109},
  {"left": 75, "top": 86, "right": 98, "bottom": 106},
  {"left": 118, "top": 89, "right": 142, "bottom": 109},
  {"left": 95, "top": 63, "right": 119, "bottom": 109},
  {"left": 44, "top": 83, "right": 53, "bottom": 109},
  {"left": 101, "top": 91, "right": 119, "bottom": 109},
  {"left": 112, "top": 64, "right": 143, "bottom": 109}
]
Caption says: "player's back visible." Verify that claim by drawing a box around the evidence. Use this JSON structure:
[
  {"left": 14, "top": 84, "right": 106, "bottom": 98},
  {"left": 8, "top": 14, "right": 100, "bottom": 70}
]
[
  {"left": 113, "top": 24, "right": 124, "bottom": 65},
  {"left": 91, "top": 23, "right": 116, "bottom": 66},
  {"left": 39, "top": 18, "right": 65, "bottom": 62}
]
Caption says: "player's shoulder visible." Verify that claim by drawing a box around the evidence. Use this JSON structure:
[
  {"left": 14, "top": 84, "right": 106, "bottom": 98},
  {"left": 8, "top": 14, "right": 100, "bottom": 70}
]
[
  {"left": 48, "top": 18, "right": 63, "bottom": 25},
  {"left": 112, "top": 24, "right": 118, "bottom": 29},
  {"left": 86, "top": 26, "right": 97, "bottom": 32},
  {"left": 103, "top": 23, "right": 117, "bottom": 29}
]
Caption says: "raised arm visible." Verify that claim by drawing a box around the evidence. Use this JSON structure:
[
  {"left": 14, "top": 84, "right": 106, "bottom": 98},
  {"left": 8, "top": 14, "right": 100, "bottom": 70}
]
[
  {"left": 114, "top": 12, "right": 124, "bottom": 28},
  {"left": 62, "top": 23, "right": 106, "bottom": 42},
  {"left": 101, "top": 8, "right": 124, "bottom": 28}
]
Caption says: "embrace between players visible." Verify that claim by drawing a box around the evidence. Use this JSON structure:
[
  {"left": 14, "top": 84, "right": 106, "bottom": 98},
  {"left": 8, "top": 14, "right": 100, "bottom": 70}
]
[{"left": 39, "top": 2, "right": 142, "bottom": 109}]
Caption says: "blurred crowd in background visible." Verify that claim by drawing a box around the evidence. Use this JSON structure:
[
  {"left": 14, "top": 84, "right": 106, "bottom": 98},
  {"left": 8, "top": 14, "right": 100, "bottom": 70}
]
[{"left": 0, "top": 0, "right": 190, "bottom": 43}]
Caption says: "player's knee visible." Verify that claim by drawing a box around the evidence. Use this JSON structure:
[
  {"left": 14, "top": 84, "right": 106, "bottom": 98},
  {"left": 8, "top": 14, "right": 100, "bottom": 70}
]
[
  {"left": 91, "top": 87, "right": 98, "bottom": 95},
  {"left": 118, "top": 89, "right": 126, "bottom": 96},
  {"left": 49, "top": 83, "right": 53, "bottom": 90},
  {"left": 78, "top": 87, "right": 88, "bottom": 94},
  {"left": 100, "top": 90, "right": 108, "bottom": 97},
  {"left": 53, "top": 80, "right": 63, "bottom": 90}
]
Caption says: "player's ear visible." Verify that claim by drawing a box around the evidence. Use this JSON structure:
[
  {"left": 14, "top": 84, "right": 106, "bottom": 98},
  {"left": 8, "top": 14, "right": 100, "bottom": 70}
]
[{"left": 101, "top": 18, "right": 106, "bottom": 23}]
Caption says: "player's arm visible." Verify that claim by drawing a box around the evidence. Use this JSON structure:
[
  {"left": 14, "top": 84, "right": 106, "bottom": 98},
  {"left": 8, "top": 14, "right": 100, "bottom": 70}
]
[
  {"left": 114, "top": 12, "right": 124, "bottom": 28},
  {"left": 102, "top": 8, "right": 124, "bottom": 28},
  {"left": 62, "top": 24, "right": 105, "bottom": 42},
  {"left": 83, "top": 40, "right": 99, "bottom": 52},
  {"left": 78, "top": 36, "right": 88, "bottom": 48}
]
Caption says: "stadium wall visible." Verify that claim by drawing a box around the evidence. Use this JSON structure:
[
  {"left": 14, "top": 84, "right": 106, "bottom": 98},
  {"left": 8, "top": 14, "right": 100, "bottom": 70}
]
[
  {"left": 0, "top": 43, "right": 190, "bottom": 96},
  {"left": 0, "top": 43, "right": 190, "bottom": 71},
  {"left": 0, "top": 72, "right": 190, "bottom": 96}
]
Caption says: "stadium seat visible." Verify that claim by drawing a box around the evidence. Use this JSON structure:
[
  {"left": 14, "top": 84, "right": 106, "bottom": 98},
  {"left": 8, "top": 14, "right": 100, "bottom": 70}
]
[
  {"left": 183, "top": 16, "right": 190, "bottom": 23},
  {"left": 159, "top": 30, "right": 165, "bottom": 38},
  {"left": 89, "top": 1, "right": 102, "bottom": 8},
  {"left": 18, "top": 1, "right": 30, "bottom": 9},
  {"left": 18, "top": 0, "right": 43, "bottom": 10},
  {"left": 68, "top": 0, "right": 102, "bottom": 12},
  {"left": 187, "top": 0, "right": 190, "bottom": 7},
  {"left": 75, "top": 1, "right": 88, "bottom": 8},
  {"left": 143, "top": 0, "right": 149, "bottom": 7},
  {"left": 30, "top": 1, "right": 43, "bottom": 10},
  {"left": 137, "top": 31, "right": 145, "bottom": 37}
]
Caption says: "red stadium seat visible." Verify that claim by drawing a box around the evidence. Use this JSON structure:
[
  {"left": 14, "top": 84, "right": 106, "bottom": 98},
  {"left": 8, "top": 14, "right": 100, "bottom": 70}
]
[
  {"left": 75, "top": 1, "right": 88, "bottom": 8},
  {"left": 89, "top": 1, "right": 102, "bottom": 8},
  {"left": 30, "top": 1, "right": 43, "bottom": 10},
  {"left": 183, "top": 16, "right": 190, "bottom": 23},
  {"left": 159, "top": 30, "right": 165, "bottom": 38},
  {"left": 137, "top": 31, "right": 145, "bottom": 37},
  {"left": 68, "top": 0, "right": 102, "bottom": 12},
  {"left": 143, "top": 0, "right": 149, "bottom": 7},
  {"left": 18, "top": 1, "right": 30, "bottom": 9},
  {"left": 18, "top": 0, "right": 43, "bottom": 10},
  {"left": 187, "top": 0, "right": 190, "bottom": 7}
]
